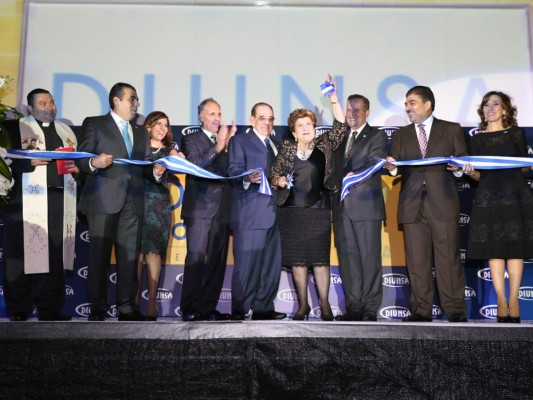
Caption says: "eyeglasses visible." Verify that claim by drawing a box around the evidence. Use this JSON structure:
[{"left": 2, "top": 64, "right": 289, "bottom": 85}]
[{"left": 257, "top": 116, "right": 275, "bottom": 123}]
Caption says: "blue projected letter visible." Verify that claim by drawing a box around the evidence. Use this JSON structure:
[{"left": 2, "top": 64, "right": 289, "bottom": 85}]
[
  {"left": 457, "top": 77, "right": 488, "bottom": 123},
  {"left": 377, "top": 74, "right": 417, "bottom": 114},
  {"left": 190, "top": 75, "right": 201, "bottom": 123},
  {"left": 281, "top": 76, "right": 315, "bottom": 123},
  {"left": 53, "top": 73, "right": 108, "bottom": 116},
  {"left": 143, "top": 74, "right": 155, "bottom": 115},
  {"left": 235, "top": 75, "right": 246, "bottom": 124}
]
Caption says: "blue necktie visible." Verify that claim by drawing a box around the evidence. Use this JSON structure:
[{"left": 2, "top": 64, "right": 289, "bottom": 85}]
[
  {"left": 121, "top": 120, "right": 133, "bottom": 157},
  {"left": 264, "top": 138, "right": 276, "bottom": 161}
]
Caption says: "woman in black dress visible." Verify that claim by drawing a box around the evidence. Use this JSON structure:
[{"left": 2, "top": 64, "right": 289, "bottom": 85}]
[
  {"left": 270, "top": 108, "right": 343, "bottom": 320},
  {"left": 136, "top": 111, "right": 183, "bottom": 320},
  {"left": 464, "top": 91, "right": 533, "bottom": 323}
]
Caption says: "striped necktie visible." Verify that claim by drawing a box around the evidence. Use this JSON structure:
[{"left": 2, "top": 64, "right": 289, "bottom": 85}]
[{"left": 418, "top": 124, "right": 427, "bottom": 158}]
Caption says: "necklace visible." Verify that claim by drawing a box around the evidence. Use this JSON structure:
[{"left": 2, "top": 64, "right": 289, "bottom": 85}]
[{"left": 296, "top": 142, "right": 315, "bottom": 160}]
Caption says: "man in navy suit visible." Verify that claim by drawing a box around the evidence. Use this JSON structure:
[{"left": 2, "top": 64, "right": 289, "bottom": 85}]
[
  {"left": 327, "top": 81, "right": 387, "bottom": 322},
  {"left": 227, "top": 103, "right": 287, "bottom": 321},
  {"left": 179, "top": 98, "right": 235, "bottom": 321},
  {"left": 77, "top": 82, "right": 165, "bottom": 321}
]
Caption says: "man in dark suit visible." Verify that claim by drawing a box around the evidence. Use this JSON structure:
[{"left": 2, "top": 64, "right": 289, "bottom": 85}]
[
  {"left": 2, "top": 88, "right": 77, "bottom": 321},
  {"left": 77, "top": 82, "right": 164, "bottom": 321},
  {"left": 326, "top": 83, "right": 387, "bottom": 322},
  {"left": 385, "top": 85, "right": 468, "bottom": 323},
  {"left": 179, "top": 98, "right": 235, "bottom": 321},
  {"left": 227, "top": 102, "right": 287, "bottom": 321}
]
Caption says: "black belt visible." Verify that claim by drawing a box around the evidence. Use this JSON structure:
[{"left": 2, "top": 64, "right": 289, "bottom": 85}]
[{"left": 47, "top": 186, "right": 64, "bottom": 192}]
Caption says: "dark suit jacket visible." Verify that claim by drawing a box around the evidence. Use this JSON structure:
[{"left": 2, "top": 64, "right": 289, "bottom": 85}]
[
  {"left": 330, "top": 121, "right": 387, "bottom": 221},
  {"left": 76, "top": 113, "right": 150, "bottom": 217},
  {"left": 180, "top": 130, "right": 231, "bottom": 222},
  {"left": 389, "top": 118, "right": 468, "bottom": 224},
  {"left": 228, "top": 131, "right": 277, "bottom": 231}
]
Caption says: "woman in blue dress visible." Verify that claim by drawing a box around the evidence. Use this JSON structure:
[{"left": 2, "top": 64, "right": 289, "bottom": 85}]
[{"left": 136, "top": 111, "right": 183, "bottom": 320}]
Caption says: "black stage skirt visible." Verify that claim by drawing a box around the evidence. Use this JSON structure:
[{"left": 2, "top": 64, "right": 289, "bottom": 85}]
[{"left": 278, "top": 207, "right": 331, "bottom": 268}]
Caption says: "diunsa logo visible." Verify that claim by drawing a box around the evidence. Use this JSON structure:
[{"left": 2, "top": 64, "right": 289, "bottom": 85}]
[
  {"left": 314, "top": 126, "right": 331, "bottom": 137},
  {"left": 77, "top": 266, "right": 89, "bottom": 279},
  {"left": 65, "top": 285, "right": 75, "bottom": 296},
  {"left": 277, "top": 289, "right": 298, "bottom": 303},
  {"left": 142, "top": 288, "right": 173, "bottom": 302},
  {"left": 0, "top": 286, "right": 3, "bottom": 296},
  {"left": 459, "top": 213, "right": 470, "bottom": 226},
  {"left": 469, "top": 127, "right": 481, "bottom": 136},
  {"left": 518, "top": 286, "right": 533, "bottom": 301},
  {"left": 75, "top": 303, "right": 92, "bottom": 317},
  {"left": 378, "top": 126, "right": 399, "bottom": 138},
  {"left": 330, "top": 273, "right": 342, "bottom": 285},
  {"left": 479, "top": 304, "right": 497, "bottom": 319},
  {"left": 432, "top": 305, "right": 443, "bottom": 317},
  {"left": 109, "top": 272, "right": 117, "bottom": 284},
  {"left": 464, "top": 286, "right": 477, "bottom": 298},
  {"left": 219, "top": 288, "right": 232, "bottom": 302},
  {"left": 174, "top": 306, "right": 182, "bottom": 317},
  {"left": 456, "top": 179, "right": 471, "bottom": 191},
  {"left": 379, "top": 306, "right": 410, "bottom": 319},
  {"left": 382, "top": 273, "right": 409, "bottom": 288},
  {"left": 176, "top": 273, "right": 184, "bottom": 285},
  {"left": 80, "top": 230, "right": 90, "bottom": 242},
  {"left": 477, "top": 267, "right": 509, "bottom": 281},
  {"left": 181, "top": 125, "right": 201, "bottom": 136}
]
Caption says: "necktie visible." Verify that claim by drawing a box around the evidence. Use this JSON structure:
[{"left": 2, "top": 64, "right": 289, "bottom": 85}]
[
  {"left": 210, "top": 134, "right": 217, "bottom": 145},
  {"left": 418, "top": 124, "right": 428, "bottom": 158},
  {"left": 121, "top": 120, "right": 132, "bottom": 157},
  {"left": 264, "top": 138, "right": 276, "bottom": 161},
  {"left": 344, "top": 131, "right": 357, "bottom": 159}
]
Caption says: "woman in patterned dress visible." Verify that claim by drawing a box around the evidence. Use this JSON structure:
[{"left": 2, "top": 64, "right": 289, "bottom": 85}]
[{"left": 136, "top": 111, "right": 183, "bottom": 320}]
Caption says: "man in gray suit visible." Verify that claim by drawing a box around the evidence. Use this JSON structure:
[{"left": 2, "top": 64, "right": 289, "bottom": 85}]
[
  {"left": 77, "top": 82, "right": 165, "bottom": 321},
  {"left": 326, "top": 78, "right": 387, "bottom": 322},
  {"left": 385, "top": 85, "right": 468, "bottom": 323}
]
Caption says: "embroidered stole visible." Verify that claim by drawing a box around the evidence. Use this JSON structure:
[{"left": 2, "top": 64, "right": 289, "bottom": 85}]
[{"left": 19, "top": 116, "right": 77, "bottom": 274}]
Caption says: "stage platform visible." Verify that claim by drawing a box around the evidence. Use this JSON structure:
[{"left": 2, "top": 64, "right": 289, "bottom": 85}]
[{"left": 1, "top": 319, "right": 532, "bottom": 399}]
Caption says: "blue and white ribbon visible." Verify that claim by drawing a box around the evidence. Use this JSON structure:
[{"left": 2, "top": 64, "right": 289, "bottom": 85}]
[
  {"left": 341, "top": 155, "right": 533, "bottom": 201},
  {"left": 320, "top": 82, "right": 335, "bottom": 96},
  {"left": 7, "top": 150, "right": 272, "bottom": 196},
  {"left": 286, "top": 172, "right": 294, "bottom": 190}
]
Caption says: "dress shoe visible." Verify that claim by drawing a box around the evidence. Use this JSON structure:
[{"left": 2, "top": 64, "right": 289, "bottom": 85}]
[
  {"left": 38, "top": 314, "right": 72, "bottom": 322},
  {"left": 181, "top": 313, "right": 204, "bottom": 322},
  {"left": 497, "top": 315, "right": 509, "bottom": 323},
  {"left": 361, "top": 312, "right": 377, "bottom": 322},
  {"left": 335, "top": 312, "right": 362, "bottom": 322},
  {"left": 252, "top": 311, "right": 287, "bottom": 320},
  {"left": 508, "top": 316, "right": 521, "bottom": 323},
  {"left": 447, "top": 313, "right": 468, "bottom": 323},
  {"left": 88, "top": 311, "right": 106, "bottom": 321},
  {"left": 230, "top": 312, "right": 246, "bottom": 321},
  {"left": 402, "top": 313, "right": 432, "bottom": 322},
  {"left": 145, "top": 316, "right": 158, "bottom": 322},
  {"left": 320, "top": 305, "right": 334, "bottom": 321},
  {"left": 210, "top": 310, "right": 230, "bottom": 321},
  {"left": 292, "top": 305, "right": 311, "bottom": 321},
  {"left": 9, "top": 314, "right": 29, "bottom": 322},
  {"left": 118, "top": 311, "right": 148, "bottom": 321}
]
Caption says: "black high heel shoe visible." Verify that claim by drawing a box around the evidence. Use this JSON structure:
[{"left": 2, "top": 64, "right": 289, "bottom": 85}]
[
  {"left": 292, "top": 305, "right": 311, "bottom": 321},
  {"left": 320, "top": 305, "right": 334, "bottom": 321},
  {"left": 496, "top": 315, "right": 509, "bottom": 323},
  {"left": 508, "top": 316, "right": 521, "bottom": 323}
]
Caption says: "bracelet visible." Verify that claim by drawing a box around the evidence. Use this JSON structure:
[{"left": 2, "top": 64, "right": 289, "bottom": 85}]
[
  {"left": 331, "top": 101, "right": 338, "bottom": 104},
  {"left": 464, "top": 170, "right": 475, "bottom": 176}
]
